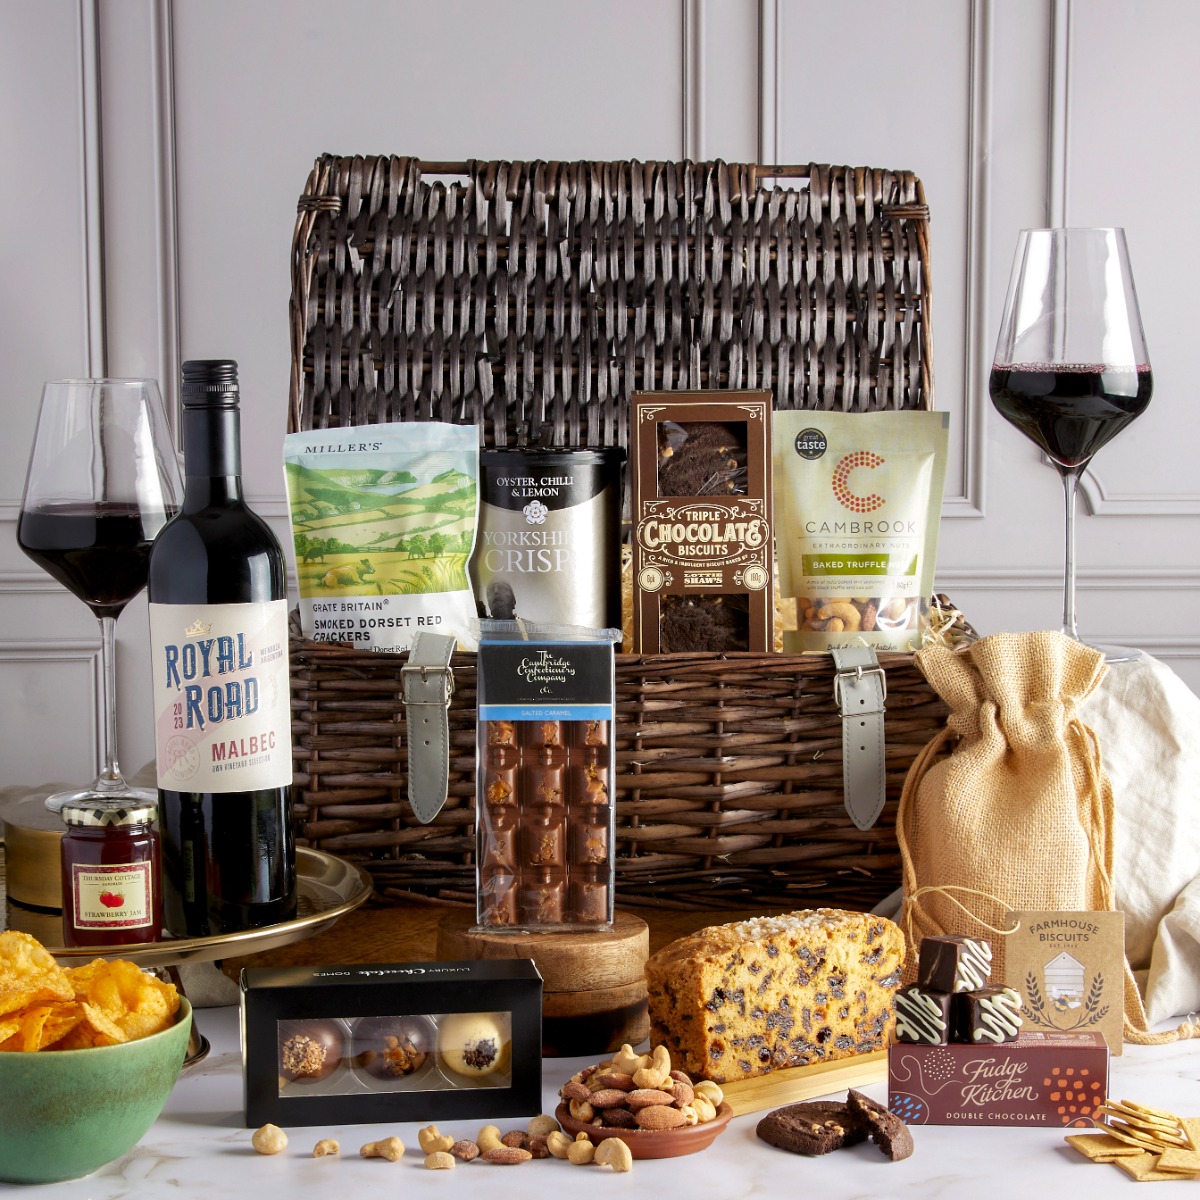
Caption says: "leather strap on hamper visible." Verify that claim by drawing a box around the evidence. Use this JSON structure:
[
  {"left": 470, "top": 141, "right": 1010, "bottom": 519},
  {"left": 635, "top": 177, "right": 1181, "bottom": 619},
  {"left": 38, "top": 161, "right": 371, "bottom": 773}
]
[
  {"left": 831, "top": 645, "right": 888, "bottom": 831},
  {"left": 401, "top": 632, "right": 456, "bottom": 825}
]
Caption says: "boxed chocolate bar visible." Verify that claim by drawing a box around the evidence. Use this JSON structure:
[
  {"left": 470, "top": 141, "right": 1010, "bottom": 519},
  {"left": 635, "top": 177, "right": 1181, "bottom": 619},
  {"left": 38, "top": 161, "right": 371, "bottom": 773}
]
[
  {"left": 889, "top": 1031, "right": 1110, "bottom": 1128},
  {"left": 475, "top": 620, "right": 618, "bottom": 930},
  {"left": 630, "top": 391, "right": 773, "bottom": 653},
  {"left": 240, "top": 959, "right": 542, "bottom": 1127}
]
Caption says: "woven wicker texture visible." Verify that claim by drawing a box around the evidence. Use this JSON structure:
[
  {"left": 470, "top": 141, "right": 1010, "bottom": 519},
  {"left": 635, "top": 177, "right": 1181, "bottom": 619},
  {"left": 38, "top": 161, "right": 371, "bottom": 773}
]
[
  {"left": 291, "top": 641, "right": 948, "bottom": 911},
  {"left": 287, "top": 156, "right": 940, "bottom": 911},
  {"left": 290, "top": 157, "right": 932, "bottom": 447}
]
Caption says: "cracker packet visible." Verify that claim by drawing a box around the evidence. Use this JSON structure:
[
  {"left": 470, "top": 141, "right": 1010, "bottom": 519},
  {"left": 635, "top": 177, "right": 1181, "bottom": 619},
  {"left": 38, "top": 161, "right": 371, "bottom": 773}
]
[
  {"left": 773, "top": 410, "right": 949, "bottom": 652},
  {"left": 284, "top": 421, "right": 479, "bottom": 651}
]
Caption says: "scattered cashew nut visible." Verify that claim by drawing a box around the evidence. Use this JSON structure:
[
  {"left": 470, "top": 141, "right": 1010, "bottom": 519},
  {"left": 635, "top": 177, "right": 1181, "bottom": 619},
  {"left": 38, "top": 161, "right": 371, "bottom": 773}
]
[
  {"left": 476, "top": 1125, "right": 504, "bottom": 1153},
  {"left": 312, "top": 1138, "right": 340, "bottom": 1158},
  {"left": 593, "top": 1138, "right": 634, "bottom": 1172},
  {"left": 252, "top": 1124, "right": 288, "bottom": 1155},
  {"left": 424, "top": 1151, "right": 456, "bottom": 1170},
  {"left": 545, "top": 1130, "right": 574, "bottom": 1159},
  {"left": 418, "top": 1124, "right": 454, "bottom": 1155},
  {"left": 360, "top": 1136, "right": 405, "bottom": 1162},
  {"left": 566, "top": 1132, "right": 596, "bottom": 1165}
]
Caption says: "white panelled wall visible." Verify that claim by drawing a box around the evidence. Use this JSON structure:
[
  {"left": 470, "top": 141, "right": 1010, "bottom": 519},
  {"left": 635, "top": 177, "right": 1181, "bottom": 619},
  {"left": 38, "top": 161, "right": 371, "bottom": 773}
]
[{"left": 2, "top": 0, "right": 1197, "bottom": 788}]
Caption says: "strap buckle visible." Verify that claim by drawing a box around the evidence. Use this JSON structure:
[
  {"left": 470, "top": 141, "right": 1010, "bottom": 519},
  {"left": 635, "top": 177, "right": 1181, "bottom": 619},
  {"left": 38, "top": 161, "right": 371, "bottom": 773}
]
[
  {"left": 833, "top": 662, "right": 888, "bottom": 715},
  {"left": 401, "top": 662, "right": 455, "bottom": 707}
]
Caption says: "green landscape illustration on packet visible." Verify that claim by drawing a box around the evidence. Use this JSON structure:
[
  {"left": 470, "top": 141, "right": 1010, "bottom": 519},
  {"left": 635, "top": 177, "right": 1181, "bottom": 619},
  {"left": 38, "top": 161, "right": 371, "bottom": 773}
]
[{"left": 286, "top": 462, "right": 476, "bottom": 596}]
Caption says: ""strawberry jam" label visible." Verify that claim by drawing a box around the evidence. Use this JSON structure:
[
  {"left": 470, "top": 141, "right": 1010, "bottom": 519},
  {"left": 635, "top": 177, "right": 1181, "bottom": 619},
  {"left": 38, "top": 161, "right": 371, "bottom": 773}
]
[{"left": 69, "top": 863, "right": 154, "bottom": 929}]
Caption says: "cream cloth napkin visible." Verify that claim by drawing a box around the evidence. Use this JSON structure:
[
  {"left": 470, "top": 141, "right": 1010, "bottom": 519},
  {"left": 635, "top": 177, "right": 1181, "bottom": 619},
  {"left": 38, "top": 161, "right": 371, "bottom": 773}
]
[{"left": 1081, "top": 653, "right": 1200, "bottom": 1022}]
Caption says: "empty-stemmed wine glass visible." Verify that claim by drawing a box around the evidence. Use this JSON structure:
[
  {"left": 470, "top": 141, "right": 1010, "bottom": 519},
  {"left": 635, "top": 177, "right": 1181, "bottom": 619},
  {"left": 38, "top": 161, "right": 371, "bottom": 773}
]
[
  {"left": 17, "top": 379, "right": 183, "bottom": 810},
  {"left": 989, "top": 227, "right": 1152, "bottom": 659}
]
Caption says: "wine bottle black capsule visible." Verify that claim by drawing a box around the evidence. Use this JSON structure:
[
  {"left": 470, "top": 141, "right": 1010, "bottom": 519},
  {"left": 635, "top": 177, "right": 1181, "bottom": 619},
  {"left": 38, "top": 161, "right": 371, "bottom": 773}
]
[{"left": 147, "top": 359, "right": 296, "bottom": 936}]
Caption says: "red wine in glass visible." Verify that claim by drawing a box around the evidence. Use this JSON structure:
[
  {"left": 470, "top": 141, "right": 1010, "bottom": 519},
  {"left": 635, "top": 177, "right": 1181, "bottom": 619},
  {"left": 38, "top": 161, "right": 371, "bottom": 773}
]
[
  {"left": 18, "top": 378, "right": 182, "bottom": 812},
  {"left": 989, "top": 227, "right": 1151, "bottom": 657},
  {"left": 989, "top": 362, "right": 1153, "bottom": 472},
  {"left": 17, "top": 501, "right": 164, "bottom": 620}
]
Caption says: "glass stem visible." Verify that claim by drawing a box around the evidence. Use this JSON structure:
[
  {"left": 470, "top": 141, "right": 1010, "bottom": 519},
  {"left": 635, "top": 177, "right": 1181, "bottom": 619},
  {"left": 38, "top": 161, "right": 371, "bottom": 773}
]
[
  {"left": 1059, "top": 468, "right": 1081, "bottom": 641},
  {"left": 96, "top": 614, "right": 126, "bottom": 790}
]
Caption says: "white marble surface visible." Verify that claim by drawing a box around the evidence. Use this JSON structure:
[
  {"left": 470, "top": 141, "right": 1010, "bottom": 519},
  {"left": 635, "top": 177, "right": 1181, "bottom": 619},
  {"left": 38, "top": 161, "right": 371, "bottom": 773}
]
[{"left": 28, "top": 1006, "right": 1200, "bottom": 1198}]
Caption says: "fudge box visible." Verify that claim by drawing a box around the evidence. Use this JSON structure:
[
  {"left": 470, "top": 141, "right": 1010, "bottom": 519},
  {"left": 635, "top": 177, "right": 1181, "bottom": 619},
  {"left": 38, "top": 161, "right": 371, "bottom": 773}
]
[
  {"left": 631, "top": 391, "right": 774, "bottom": 653},
  {"left": 240, "top": 959, "right": 542, "bottom": 1127},
  {"left": 889, "top": 1031, "right": 1109, "bottom": 1128}
]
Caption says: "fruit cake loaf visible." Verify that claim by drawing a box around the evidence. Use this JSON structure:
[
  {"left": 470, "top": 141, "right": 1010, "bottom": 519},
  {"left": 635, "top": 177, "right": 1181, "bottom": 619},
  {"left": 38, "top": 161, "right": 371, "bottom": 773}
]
[{"left": 645, "top": 908, "right": 905, "bottom": 1083}]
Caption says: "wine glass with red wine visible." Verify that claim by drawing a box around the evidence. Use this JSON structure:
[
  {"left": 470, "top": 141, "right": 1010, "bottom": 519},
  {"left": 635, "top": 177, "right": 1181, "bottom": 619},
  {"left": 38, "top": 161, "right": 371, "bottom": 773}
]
[
  {"left": 18, "top": 379, "right": 182, "bottom": 810},
  {"left": 990, "top": 228, "right": 1151, "bottom": 659}
]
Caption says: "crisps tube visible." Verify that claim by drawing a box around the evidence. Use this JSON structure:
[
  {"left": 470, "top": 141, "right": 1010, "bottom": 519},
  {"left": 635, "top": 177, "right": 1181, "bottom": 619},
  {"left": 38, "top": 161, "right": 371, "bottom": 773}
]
[{"left": 773, "top": 411, "right": 949, "bottom": 652}]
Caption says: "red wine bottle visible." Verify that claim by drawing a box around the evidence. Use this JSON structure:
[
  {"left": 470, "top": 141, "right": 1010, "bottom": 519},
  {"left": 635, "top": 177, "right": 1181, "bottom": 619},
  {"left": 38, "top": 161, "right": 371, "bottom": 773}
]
[{"left": 147, "top": 360, "right": 296, "bottom": 936}]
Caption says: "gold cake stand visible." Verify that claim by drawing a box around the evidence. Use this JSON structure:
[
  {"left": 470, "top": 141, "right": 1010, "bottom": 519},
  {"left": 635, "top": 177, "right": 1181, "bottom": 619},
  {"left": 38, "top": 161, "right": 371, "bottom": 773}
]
[{"left": 1, "top": 843, "right": 373, "bottom": 1066}]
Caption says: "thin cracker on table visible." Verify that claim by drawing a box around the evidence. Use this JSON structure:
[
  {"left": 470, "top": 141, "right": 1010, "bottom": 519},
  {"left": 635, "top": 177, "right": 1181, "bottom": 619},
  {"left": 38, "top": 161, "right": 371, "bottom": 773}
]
[
  {"left": 1181, "top": 1118, "right": 1200, "bottom": 1151},
  {"left": 1102, "top": 1101, "right": 1186, "bottom": 1135},
  {"left": 1113, "top": 1153, "right": 1197, "bottom": 1183},
  {"left": 1065, "top": 1132, "right": 1147, "bottom": 1160},
  {"left": 1155, "top": 1147, "right": 1200, "bottom": 1176},
  {"left": 1103, "top": 1122, "right": 1186, "bottom": 1154},
  {"left": 1119, "top": 1098, "right": 1188, "bottom": 1124}
]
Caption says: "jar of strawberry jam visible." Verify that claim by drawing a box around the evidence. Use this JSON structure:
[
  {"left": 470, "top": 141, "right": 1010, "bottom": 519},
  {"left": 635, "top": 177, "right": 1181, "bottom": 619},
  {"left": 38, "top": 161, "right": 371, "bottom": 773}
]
[{"left": 60, "top": 800, "right": 162, "bottom": 947}]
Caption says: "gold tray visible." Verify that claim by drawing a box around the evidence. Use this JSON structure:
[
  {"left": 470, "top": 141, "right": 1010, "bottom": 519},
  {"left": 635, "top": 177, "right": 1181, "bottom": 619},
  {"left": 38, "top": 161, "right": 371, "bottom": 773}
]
[{"left": 1, "top": 845, "right": 372, "bottom": 967}]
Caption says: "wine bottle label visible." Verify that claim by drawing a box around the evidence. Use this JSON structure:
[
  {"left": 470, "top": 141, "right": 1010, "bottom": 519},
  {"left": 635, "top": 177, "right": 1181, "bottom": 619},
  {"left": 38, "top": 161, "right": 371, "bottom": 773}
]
[
  {"left": 149, "top": 599, "right": 293, "bottom": 792},
  {"left": 69, "top": 862, "right": 153, "bottom": 929}
]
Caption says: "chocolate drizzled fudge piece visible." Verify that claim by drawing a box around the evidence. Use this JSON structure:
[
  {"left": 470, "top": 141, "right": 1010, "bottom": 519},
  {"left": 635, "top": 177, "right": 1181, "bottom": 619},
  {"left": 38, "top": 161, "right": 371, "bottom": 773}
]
[
  {"left": 953, "top": 985, "right": 1023, "bottom": 1044},
  {"left": 894, "top": 984, "right": 952, "bottom": 1045},
  {"left": 918, "top": 934, "right": 993, "bottom": 993}
]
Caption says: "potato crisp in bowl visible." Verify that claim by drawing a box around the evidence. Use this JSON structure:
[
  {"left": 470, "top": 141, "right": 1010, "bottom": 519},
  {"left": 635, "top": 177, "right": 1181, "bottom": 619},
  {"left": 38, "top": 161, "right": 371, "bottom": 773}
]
[
  {"left": 0, "top": 929, "right": 181, "bottom": 1050},
  {"left": 0, "top": 931, "right": 192, "bottom": 1183}
]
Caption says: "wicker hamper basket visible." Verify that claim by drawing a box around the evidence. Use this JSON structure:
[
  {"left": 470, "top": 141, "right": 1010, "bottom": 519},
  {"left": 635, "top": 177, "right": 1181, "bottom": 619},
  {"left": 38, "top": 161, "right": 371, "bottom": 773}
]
[{"left": 287, "top": 155, "right": 950, "bottom": 912}]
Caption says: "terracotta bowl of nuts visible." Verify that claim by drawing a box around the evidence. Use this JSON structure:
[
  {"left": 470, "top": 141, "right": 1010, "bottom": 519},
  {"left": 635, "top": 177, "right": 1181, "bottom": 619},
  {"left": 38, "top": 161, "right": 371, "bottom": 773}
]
[{"left": 554, "top": 1042, "right": 734, "bottom": 1160}]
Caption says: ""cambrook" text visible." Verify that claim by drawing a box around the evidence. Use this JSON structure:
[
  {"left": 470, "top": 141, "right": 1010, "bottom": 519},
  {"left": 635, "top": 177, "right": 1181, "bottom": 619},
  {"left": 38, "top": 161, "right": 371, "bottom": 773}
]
[{"left": 805, "top": 520, "right": 917, "bottom": 534}]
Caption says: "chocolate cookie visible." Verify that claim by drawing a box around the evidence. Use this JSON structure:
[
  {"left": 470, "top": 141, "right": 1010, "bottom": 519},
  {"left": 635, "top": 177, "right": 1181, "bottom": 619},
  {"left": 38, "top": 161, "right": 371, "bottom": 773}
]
[
  {"left": 847, "top": 1088, "right": 915, "bottom": 1162},
  {"left": 756, "top": 1101, "right": 867, "bottom": 1156}
]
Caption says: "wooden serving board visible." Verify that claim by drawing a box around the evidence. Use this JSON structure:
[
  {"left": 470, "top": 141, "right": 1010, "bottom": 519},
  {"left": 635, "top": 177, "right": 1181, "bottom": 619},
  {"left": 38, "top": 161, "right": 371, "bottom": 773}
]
[
  {"left": 718, "top": 1050, "right": 888, "bottom": 1117},
  {"left": 436, "top": 910, "right": 650, "bottom": 1057},
  {"left": 436, "top": 910, "right": 649, "bottom": 991}
]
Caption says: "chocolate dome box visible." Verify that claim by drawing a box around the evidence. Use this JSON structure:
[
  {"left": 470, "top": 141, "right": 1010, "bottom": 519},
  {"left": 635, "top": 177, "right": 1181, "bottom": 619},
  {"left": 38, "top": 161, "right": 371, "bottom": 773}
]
[{"left": 240, "top": 960, "right": 541, "bottom": 1126}]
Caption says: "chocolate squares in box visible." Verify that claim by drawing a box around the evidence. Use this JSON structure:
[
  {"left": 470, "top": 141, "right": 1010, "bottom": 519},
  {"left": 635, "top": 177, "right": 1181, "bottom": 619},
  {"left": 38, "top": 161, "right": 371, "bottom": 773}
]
[
  {"left": 240, "top": 960, "right": 542, "bottom": 1127},
  {"left": 475, "top": 622, "right": 617, "bottom": 930},
  {"left": 631, "top": 392, "right": 773, "bottom": 653}
]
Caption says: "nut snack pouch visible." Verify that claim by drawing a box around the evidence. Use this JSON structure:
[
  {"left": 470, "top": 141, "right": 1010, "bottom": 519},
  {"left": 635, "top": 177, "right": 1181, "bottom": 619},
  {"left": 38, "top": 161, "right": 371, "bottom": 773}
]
[
  {"left": 773, "top": 410, "right": 949, "bottom": 652},
  {"left": 284, "top": 421, "right": 479, "bottom": 651}
]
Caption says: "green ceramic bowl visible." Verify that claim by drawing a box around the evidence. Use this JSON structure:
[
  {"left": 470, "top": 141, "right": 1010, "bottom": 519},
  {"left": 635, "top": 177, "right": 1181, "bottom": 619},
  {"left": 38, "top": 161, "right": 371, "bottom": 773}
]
[{"left": 0, "top": 997, "right": 192, "bottom": 1184}]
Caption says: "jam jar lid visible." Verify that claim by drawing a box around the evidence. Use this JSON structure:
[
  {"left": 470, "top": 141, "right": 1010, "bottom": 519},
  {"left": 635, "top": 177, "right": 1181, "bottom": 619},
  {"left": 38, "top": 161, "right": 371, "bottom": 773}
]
[{"left": 60, "top": 799, "right": 158, "bottom": 828}]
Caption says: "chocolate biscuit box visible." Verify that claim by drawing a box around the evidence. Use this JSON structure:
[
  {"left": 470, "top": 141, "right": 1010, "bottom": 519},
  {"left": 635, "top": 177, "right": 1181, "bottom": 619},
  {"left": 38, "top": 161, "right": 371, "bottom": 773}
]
[
  {"left": 630, "top": 391, "right": 773, "bottom": 653},
  {"left": 889, "top": 1031, "right": 1109, "bottom": 1128}
]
